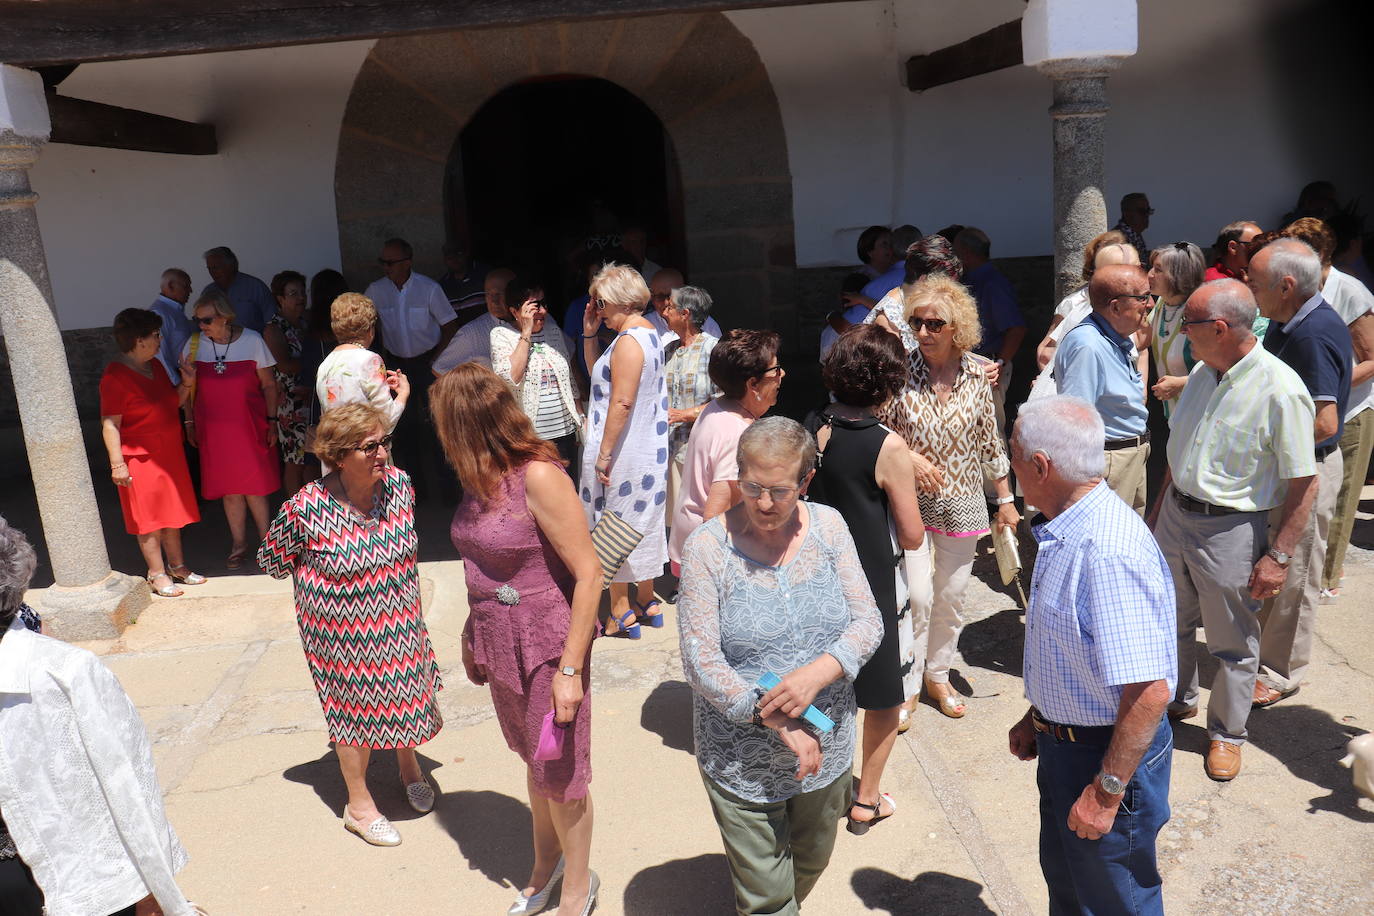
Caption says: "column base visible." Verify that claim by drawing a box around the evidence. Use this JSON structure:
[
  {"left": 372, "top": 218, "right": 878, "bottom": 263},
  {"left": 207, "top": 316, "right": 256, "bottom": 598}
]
[{"left": 27, "top": 572, "right": 151, "bottom": 640}]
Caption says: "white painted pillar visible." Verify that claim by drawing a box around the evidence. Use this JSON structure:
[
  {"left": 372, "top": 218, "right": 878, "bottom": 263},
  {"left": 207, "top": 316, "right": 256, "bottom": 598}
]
[
  {"left": 1023, "top": 0, "right": 1138, "bottom": 303},
  {"left": 0, "top": 64, "right": 146, "bottom": 637}
]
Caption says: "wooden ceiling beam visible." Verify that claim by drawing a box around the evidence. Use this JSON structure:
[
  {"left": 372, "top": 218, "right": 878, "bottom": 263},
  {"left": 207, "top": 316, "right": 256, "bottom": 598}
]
[
  {"left": 906, "top": 19, "right": 1023, "bottom": 92},
  {"left": 46, "top": 92, "right": 218, "bottom": 155}
]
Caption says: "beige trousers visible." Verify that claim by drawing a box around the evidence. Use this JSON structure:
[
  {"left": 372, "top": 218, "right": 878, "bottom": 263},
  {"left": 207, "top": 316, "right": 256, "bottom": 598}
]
[{"left": 1103, "top": 442, "right": 1150, "bottom": 516}]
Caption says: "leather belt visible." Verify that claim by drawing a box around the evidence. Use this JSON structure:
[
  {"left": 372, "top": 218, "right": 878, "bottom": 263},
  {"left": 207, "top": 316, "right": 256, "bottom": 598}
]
[
  {"left": 1172, "top": 488, "right": 1243, "bottom": 517},
  {"left": 1316, "top": 443, "right": 1336, "bottom": 460},
  {"left": 1031, "top": 709, "right": 1114, "bottom": 744},
  {"left": 1105, "top": 431, "right": 1150, "bottom": 451}
]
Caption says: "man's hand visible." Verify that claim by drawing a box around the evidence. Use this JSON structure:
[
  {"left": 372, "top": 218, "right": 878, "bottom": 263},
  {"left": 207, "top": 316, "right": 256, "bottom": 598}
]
[
  {"left": 1247, "top": 553, "right": 1288, "bottom": 601},
  {"left": 1067, "top": 779, "right": 1120, "bottom": 840},
  {"left": 763, "top": 712, "right": 823, "bottom": 780},
  {"left": 1008, "top": 710, "right": 1037, "bottom": 761}
]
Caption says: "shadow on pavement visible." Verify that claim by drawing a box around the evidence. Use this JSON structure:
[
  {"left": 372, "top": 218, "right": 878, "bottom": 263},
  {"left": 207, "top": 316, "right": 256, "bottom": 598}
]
[
  {"left": 1246, "top": 704, "right": 1374, "bottom": 822},
  {"left": 623, "top": 853, "right": 734, "bottom": 915},
  {"left": 640, "top": 679, "right": 694, "bottom": 753},
  {"left": 850, "top": 867, "right": 996, "bottom": 915},
  {"left": 958, "top": 608, "right": 1025, "bottom": 680},
  {"left": 281, "top": 747, "right": 447, "bottom": 824},
  {"left": 434, "top": 789, "right": 535, "bottom": 888}
]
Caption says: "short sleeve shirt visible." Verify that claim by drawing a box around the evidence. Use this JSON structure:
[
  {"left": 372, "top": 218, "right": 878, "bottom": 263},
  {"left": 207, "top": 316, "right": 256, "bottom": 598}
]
[
  {"left": 1262, "top": 295, "right": 1353, "bottom": 451},
  {"left": 364, "top": 272, "right": 457, "bottom": 359}
]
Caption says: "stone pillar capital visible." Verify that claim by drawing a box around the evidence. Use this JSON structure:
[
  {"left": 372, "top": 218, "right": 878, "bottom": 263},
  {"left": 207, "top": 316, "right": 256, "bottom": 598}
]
[{"left": 1034, "top": 56, "right": 1123, "bottom": 82}]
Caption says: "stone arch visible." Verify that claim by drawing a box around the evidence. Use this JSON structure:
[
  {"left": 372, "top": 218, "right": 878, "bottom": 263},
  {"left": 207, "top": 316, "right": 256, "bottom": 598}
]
[{"left": 335, "top": 12, "right": 794, "bottom": 338}]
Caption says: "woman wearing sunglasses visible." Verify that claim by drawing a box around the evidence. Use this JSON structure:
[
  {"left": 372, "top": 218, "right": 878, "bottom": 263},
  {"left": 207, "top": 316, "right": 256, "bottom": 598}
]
[
  {"left": 876, "top": 274, "right": 1019, "bottom": 720},
  {"left": 258, "top": 403, "right": 444, "bottom": 847},
  {"left": 181, "top": 288, "right": 281, "bottom": 568}
]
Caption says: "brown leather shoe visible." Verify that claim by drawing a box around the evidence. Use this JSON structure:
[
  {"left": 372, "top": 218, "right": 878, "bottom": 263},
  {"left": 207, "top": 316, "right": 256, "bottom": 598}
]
[{"left": 1205, "top": 741, "right": 1242, "bottom": 781}]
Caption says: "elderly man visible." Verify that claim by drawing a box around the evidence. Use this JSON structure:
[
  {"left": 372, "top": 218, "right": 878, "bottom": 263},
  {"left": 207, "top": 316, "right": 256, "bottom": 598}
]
[
  {"left": 436, "top": 241, "right": 487, "bottom": 320},
  {"left": 1149, "top": 279, "right": 1317, "bottom": 781},
  {"left": 203, "top": 246, "right": 275, "bottom": 332},
  {"left": 148, "top": 268, "right": 194, "bottom": 384},
  {"left": 1204, "top": 220, "right": 1263, "bottom": 282},
  {"left": 432, "top": 267, "right": 514, "bottom": 374},
  {"left": 1053, "top": 264, "right": 1153, "bottom": 514},
  {"left": 645, "top": 268, "right": 722, "bottom": 347},
  {"left": 1245, "top": 239, "right": 1352, "bottom": 708},
  {"left": 1113, "top": 193, "right": 1153, "bottom": 266},
  {"left": 1007, "top": 395, "right": 1175, "bottom": 915}
]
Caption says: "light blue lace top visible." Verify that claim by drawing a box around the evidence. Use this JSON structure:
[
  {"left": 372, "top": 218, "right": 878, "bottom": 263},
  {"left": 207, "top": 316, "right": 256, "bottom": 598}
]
[{"left": 677, "top": 502, "right": 882, "bottom": 802}]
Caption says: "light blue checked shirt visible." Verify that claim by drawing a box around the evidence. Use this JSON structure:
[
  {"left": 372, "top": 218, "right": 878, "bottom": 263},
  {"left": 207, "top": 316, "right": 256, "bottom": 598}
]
[{"left": 1023, "top": 481, "right": 1177, "bottom": 727}]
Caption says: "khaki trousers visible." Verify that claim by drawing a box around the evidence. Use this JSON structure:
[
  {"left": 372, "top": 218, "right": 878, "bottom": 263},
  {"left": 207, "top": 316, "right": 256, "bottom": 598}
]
[
  {"left": 1324, "top": 408, "right": 1374, "bottom": 589},
  {"left": 1259, "top": 447, "right": 1343, "bottom": 693},
  {"left": 1103, "top": 442, "right": 1149, "bottom": 517}
]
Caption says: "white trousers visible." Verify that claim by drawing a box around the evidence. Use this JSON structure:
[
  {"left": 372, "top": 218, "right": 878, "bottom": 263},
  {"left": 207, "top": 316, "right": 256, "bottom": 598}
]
[{"left": 904, "top": 531, "right": 979, "bottom": 684}]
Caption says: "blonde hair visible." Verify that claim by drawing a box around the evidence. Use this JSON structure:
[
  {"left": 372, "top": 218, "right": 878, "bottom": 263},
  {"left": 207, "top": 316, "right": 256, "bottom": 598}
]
[
  {"left": 589, "top": 263, "right": 650, "bottom": 311},
  {"left": 331, "top": 292, "right": 377, "bottom": 343},
  {"left": 314, "top": 402, "right": 387, "bottom": 466},
  {"left": 902, "top": 273, "right": 982, "bottom": 354},
  {"left": 193, "top": 287, "right": 235, "bottom": 324}
]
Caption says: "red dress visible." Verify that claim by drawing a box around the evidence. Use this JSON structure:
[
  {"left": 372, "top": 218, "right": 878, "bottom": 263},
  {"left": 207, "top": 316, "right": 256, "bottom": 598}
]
[
  {"left": 185, "top": 329, "right": 281, "bottom": 499},
  {"left": 98, "top": 360, "right": 201, "bottom": 535}
]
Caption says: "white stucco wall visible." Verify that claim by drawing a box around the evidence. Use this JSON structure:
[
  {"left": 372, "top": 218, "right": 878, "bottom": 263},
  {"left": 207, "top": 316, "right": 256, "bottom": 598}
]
[{"left": 29, "top": 41, "right": 373, "bottom": 330}]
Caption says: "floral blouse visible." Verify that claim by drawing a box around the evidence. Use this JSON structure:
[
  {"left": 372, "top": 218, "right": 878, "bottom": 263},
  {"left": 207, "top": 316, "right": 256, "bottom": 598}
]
[
  {"left": 314, "top": 346, "right": 404, "bottom": 432},
  {"left": 876, "top": 349, "right": 1009, "bottom": 537},
  {"left": 678, "top": 503, "right": 882, "bottom": 802}
]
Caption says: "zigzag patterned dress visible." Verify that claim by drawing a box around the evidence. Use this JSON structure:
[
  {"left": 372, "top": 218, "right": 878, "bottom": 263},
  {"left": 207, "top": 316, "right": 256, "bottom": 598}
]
[{"left": 258, "top": 466, "right": 443, "bottom": 747}]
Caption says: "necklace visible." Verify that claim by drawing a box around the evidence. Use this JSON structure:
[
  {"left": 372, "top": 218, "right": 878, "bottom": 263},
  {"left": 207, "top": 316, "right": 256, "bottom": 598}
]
[{"left": 208, "top": 335, "right": 230, "bottom": 374}]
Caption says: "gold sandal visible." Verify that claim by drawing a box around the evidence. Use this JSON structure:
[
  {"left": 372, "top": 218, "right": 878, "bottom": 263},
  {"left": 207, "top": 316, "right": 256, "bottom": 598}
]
[{"left": 922, "top": 679, "right": 967, "bottom": 718}]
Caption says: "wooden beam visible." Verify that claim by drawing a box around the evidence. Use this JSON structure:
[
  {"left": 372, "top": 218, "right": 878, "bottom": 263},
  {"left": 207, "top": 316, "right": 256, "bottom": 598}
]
[
  {"left": 906, "top": 19, "right": 1023, "bottom": 92},
  {"left": 46, "top": 92, "right": 217, "bottom": 155},
  {"left": 0, "top": 0, "right": 862, "bottom": 67}
]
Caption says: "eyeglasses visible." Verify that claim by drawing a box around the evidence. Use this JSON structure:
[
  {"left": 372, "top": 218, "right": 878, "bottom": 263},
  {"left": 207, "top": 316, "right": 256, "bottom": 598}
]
[
  {"left": 908, "top": 317, "right": 948, "bottom": 333},
  {"left": 378, "top": 257, "right": 411, "bottom": 267},
  {"left": 1180, "top": 316, "right": 1231, "bottom": 332},
  {"left": 754, "top": 365, "right": 784, "bottom": 378},
  {"left": 355, "top": 434, "right": 393, "bottom": 457},
  {"left": 524, "top": 299, "right": 547, "bottom": 309},
  {"left": 195, "top": 315, "right": 217, "bottom": 325},
  {"left": 740, "top": 480, "right": 802, "bottom": 502},
  {"left": 1113, "top": 293, "right": 1153, "bottom": 305}
]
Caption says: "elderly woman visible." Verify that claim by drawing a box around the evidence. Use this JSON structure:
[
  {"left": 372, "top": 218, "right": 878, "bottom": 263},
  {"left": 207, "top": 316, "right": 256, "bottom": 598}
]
[
  {"left": 876, "top": 274, "right": 1020, "bottom": 719},
  {"left": 807, "top": 326, "right": 925, "bottom": 832},
  {"left": 265, "top": 270, "right": 311, "bottom": 495},
  {"left": 182, "top": 287, "right": 280, "bottom": 569},
  {"left": 1142, "top": 241, "right": 1208, "bottom": 414},
  {"left": 0, "top": 517, "right": 200, "bottom": 916},
  {"left": 664, "top": 285, "right": 721, "bottom": 516},
  {"left": 316, "top": 292, "right": 410, "bottom": 429},
  {"left": 434, "top": 365, "right": 602, "bottom": 916},
  {"left": 668, "top": 330, "right": 782, "bottom": 575},
  {"left": 856, "top": 225, "right": 897, "bottom": 280},
  {"left": 100, "top": 309, "right": 203, "bottom": 597},
  {"left": 258, "top": 403, "right": 443, "bottom": 847},
  {"left": 862, "top": 234, "right": 964, "bottom": 355},
  {"left": 678, "top": 417, "right": 882, "bottom": 914},
  {"left": 491, "top": 276, "right": 584, "bottom": 466},
  {"left": 579, "top": 263, "right": 670, "bottom": 639}
]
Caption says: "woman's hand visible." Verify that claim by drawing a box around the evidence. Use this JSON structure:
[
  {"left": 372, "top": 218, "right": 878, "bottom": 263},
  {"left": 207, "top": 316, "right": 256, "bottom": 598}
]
[
  {"left": 389, "top": 369, "right": 411, "bottom": 401},
  {"left": 757, "top": 655, "right": 838, "bottom": 720},
  {"left": 764, "top": 712, "right": 823, "bottom": 780},
  {"left": 517, "top": 299, "right": 539, "bottom": 336},
  {"left": 995, "top": 501, "right": 1021, "bottom": 533},
  {"left": 583, "top": 298, "right": 602, "bottom": 338},
  {"left": 461, "top": 634, "right": 488, "bottom": 686},
  {"left": 111, "top": 463, "right": 132, "bottom": 488},
  {"left": 1151, "top": 375, "right": 1186, "bottom": 401},
  {"left": 595, "top": 452, "right": 613, "bottom": 486},
  {"left": 667, "top": 407, "right": 694, "bottom": 425},
  {"left": 983, "top": 359, "right": 1002, "bottom": 389},
  {"left": 551, "top": 673, "right": 584, "bottom": 726},
  {"left": 910, "top": 449, "right": 945, "bottom": 492}
]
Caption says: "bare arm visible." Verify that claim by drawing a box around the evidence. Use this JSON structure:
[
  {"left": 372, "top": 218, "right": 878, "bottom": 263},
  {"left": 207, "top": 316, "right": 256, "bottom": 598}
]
[
  {"left": 998, "top": 326, "right": 1028, "bottom": 366},
  {"left": 1035, "top": 316, "right": 1065, "bottom": 369},
  {"left": 262, "top": 322, "right": 300, "bottom": 375},
  {"left": 595, "top": 333, "right": 644, "bottom": 481},
  {"left": 434, "top": 318, "right": 459, "bottom": 359},
  {"left": 1314, "top": 401, "right": 1340, "bottom": 445},
  {"left": 1066, "top": 679, "right": 1170, "bottom": 840},
  {"left": 1350, "top": 313, "right": 1374, "bottom": 387},
  {"left": 1248, "top": 474, "right": 1318, "bottom": 599},
  {"left": 701, "top": 479, "right": 741, "bottom": 521},
  {"left": 100, "top": 416, "right": 132, "bottom": 487},
  {"left": 525, "top": 460, "right": 602, "bottom": 724},
  {"left": 874, "top": 432, "right": 924, "bottom": 550},
  {"left": 257, "top": 366, "right": 280, "bottom": 446}
]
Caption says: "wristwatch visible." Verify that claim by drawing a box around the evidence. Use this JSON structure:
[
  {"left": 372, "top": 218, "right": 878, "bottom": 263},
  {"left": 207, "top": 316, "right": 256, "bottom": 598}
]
[
  {"left": 557, "top": 665, "right": 581, "bottom": 677},
  {"left": 1266, "top": 548, "right": 1291, "bottom": 567},
  {"left": 993, "top": 494, "right": 1016, "bottom": 506},
  {"left": 1097, "top": 771, "right": 1126, "bottom": 796}
]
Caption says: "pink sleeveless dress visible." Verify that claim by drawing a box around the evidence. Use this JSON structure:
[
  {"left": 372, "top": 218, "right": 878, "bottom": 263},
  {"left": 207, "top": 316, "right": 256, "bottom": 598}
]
[{"left": 449, "top": 461, "right": 592, "bottom": 801}]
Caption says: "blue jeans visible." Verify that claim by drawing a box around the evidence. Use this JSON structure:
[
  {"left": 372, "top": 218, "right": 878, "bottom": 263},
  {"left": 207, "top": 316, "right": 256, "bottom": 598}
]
[{"left": 1036, "top": 716, "right": 1172, "bottom": 915}]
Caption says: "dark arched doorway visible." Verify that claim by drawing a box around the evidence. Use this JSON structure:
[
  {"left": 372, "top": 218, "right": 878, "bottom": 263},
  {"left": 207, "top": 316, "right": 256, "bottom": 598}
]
[{"left": 446, "top": 77, "right": 686, "bottom": 311}]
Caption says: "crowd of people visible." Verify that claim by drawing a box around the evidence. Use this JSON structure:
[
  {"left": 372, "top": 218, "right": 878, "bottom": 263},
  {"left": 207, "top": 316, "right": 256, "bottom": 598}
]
[{"left": 2, "top": 180, "right": 1372, "bottom": 915}]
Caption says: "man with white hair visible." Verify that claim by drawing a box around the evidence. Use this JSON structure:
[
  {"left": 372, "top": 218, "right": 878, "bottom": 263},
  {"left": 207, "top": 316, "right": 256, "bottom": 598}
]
[
  {"left": 1007, "top": 395, "right": 1175, "bottom": 915},
  {"left": 1245, "top": 239, "right": 1352, "bottom": 709},
  {"left": 203, "top": 245, "right": 275, "bottom": 332},
  {"left": 1149, "top": 279, "right": 1317, "bottom": 781},
  {"left": 148, "top": 268, "right": 193, "bottom": 385}
]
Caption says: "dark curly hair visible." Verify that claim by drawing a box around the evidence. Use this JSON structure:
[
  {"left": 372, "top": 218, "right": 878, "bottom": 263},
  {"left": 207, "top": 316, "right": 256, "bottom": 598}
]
[
  {"left": 823, "top": 324, "right": 907, "bottom": 408},
  {"left": 710, "top": 329, "right": 781, "bottom": 399},
  {"left": 112, "top": 307, "right": 163, "bottom": 354}
]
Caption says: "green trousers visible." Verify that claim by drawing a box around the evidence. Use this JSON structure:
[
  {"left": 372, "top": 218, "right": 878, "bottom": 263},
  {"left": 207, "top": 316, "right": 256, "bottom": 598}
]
[
  {"left": 701, "top": 768, "right": 852, "bottom": 915},
  {"left": 1325, "top": 408, "right": 1374, "bottom": 590}
]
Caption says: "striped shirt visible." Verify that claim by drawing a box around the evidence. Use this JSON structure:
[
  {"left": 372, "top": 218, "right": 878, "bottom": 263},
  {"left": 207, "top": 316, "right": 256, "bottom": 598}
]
[
  {"left": 1024, "top": 481, "right": 1176, "bottom": 727},
  {"left": 665, "top": 332, "right": 720, "bottom": 461},
  {"left": 1166, "top": 341, "right": 1316, "bottom": 512}
]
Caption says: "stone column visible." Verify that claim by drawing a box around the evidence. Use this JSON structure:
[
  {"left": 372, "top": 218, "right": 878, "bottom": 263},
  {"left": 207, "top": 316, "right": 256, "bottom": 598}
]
[
  {"left": 0, "top": 64, "right": 147, "bottom": 638},
  {"left": 1036, "top": 58, "right": 1119, "bottom": 303}
]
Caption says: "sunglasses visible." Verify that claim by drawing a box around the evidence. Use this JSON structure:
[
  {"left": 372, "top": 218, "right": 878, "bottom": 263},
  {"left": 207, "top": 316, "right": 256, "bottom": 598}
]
[
  {"left": 195, "top": 315, "right": 218, "bottom": 325},
  {"left": 355, "top": 434, "right": 394, "bottom": 457},
  {"left": 908, "top": 317, "right": 948, "bottom": 333}
]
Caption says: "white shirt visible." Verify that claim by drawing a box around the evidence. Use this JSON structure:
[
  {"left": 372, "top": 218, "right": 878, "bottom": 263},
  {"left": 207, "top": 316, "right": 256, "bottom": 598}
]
[
  {"left": 433, "top": 311, "right": 501, "bottom": 372},
  {"left": 1322, "top": 267, "right": 1374, "bottom": 419},
  {"left": 364, "top": 272, "right": 457, "bottom": 358},
  {"left": 0, "top": 618, "right": 193, "bottom": 916},
  {"left": 644, "top": 309, "right": 723, "bottom": 350}
]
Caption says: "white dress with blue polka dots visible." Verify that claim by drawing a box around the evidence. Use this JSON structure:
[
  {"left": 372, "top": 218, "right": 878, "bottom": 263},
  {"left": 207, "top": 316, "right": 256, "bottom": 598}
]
[{"left": 579, "top": 325, "right": 671, "bottom": 582}]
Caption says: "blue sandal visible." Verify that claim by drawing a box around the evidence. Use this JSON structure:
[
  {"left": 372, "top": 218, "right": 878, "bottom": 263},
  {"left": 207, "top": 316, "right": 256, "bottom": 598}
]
[
  {"left": 603, "top": 607, "right": 641, "bottom": 640},
  {"left": 635, "top": 598, "right": 665, "bottom": 628}
]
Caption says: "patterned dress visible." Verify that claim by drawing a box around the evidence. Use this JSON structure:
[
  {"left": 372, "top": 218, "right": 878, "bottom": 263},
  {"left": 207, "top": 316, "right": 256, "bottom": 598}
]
[
  {"left": 268, "top": 314, "right": 309, "bottom": 464},
  {"left": 257, "top": 467, "right": 443, "bottom": 747}
]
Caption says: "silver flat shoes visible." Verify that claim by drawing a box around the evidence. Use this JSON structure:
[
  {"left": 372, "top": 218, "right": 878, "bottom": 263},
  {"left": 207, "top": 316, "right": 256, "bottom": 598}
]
[
  {"left": 507, "top": 856, "right": 564, "bottom": 915},
  {"left": 405, "top": 778, "right": 436, "bottom": 814},
  {"left": 343, "top": 807, "right": 401, "bottom": 846}
]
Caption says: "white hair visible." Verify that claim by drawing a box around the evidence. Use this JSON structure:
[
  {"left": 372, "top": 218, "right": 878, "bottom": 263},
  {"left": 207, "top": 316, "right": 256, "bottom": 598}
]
[
  {"left": 1013, "top": 396, "right": 1104, "bottom": 483},
  {"left": 1261, "top": 239, "right": 1322, "bottom": 298},
  {"left": 1191, "top": 279, "right": 1257, "bottom": 336},
  {"left": 737, "top": 416, "right": 816, "bottom": 482}
]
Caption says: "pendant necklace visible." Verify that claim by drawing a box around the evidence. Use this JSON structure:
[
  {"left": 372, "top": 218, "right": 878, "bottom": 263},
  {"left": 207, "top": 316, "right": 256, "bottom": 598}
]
[{"left": 209, "top": 336, "right": 229, "bottom": 374}]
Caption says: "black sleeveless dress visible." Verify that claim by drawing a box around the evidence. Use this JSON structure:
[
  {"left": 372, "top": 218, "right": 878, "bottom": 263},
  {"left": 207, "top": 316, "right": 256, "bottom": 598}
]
[{"left": 806, "top": 410, "right": 906, "bottom": 709}]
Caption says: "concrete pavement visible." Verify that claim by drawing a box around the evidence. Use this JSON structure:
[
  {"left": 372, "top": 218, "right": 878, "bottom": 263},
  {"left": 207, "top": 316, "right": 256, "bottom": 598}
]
[{"left": 51, "top": 502, "right": 1374, "bottom": 915}]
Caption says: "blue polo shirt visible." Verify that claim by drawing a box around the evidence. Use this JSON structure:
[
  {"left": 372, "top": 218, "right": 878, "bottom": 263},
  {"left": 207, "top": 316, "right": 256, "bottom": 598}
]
[
  {"left": 1054, "top": 311, "right": 1148, "bottom": 440},
  {"left": 860, "top": 264, "right": 905, "bottom": 304},
  {"left": 963, "top": 262, "right": 1025, "bottom": 359},
  {"left": 1263, "top": 294, "right": 1353, "bottom": 452},
  {"left": 212, "top": 271, "right": 276, "bottom": 332}
]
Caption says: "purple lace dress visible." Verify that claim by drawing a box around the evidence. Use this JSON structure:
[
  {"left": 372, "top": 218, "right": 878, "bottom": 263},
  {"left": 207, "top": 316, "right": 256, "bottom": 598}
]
[{"left": 450, "top": 461, "right": 592, "bottom": 801}]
